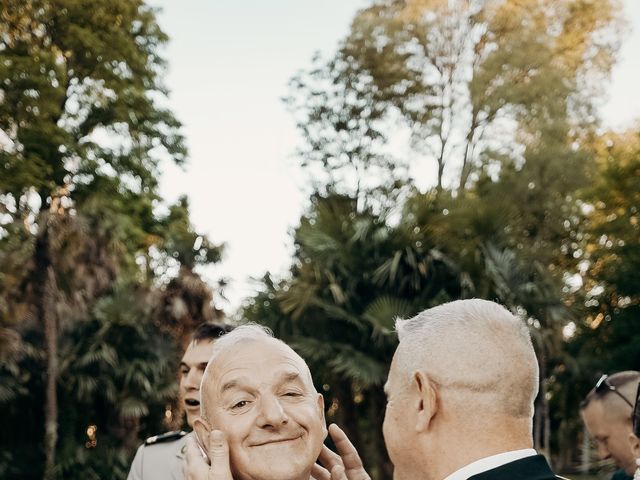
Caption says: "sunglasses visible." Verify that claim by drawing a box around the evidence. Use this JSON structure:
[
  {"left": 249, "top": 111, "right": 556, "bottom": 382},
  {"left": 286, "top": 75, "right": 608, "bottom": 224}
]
[{"left": 594, "top": 374, "right": 634, "bottom": 409}]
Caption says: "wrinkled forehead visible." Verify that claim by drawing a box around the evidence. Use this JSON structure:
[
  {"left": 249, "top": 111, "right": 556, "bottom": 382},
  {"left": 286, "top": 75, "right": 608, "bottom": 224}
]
[{"left": 203, "top": 338, "right": 314, "bottom": 395}]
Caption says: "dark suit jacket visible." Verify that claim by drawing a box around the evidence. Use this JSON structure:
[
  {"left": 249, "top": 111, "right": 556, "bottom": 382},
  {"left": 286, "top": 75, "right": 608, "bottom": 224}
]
[
  {"left": 610, "top": 470, "right": 633, "bottom": 480},
  {"left": 468, "top": 454, "right": 561, "bottom": 480}
]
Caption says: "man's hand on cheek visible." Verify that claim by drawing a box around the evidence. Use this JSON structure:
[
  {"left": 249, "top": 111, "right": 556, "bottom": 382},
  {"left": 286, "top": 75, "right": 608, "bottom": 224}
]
[
  {"left": 312, "top": 424, "right": 371, "bottom": 480},
  {"left": 185, "top": 430, "right": 233, "bottom": 480}
]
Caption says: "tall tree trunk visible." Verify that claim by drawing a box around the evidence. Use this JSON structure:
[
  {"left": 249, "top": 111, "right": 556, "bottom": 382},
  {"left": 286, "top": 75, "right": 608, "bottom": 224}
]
[
  {"left": 43, "top": 267, "right": 59, "bottom": 480},
  {"left": 543, "top": 378, "right": 551, "bottom": 461},
  {"left": 34, "top": 213, "right": 59, "bottom": 480}
]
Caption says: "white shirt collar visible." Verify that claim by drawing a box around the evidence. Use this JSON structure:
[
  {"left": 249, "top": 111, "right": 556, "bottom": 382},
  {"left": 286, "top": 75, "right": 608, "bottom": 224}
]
[{"left": 443, "top": 448, "right": 538, "bottom": 480}]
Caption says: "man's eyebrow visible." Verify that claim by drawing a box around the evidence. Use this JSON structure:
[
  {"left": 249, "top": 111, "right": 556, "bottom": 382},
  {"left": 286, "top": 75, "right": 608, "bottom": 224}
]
[
  {"left": 278, "top": 371, "right": 302, "bottom": 383},
  {"left": 179, "top": 361, "right": 209, "bottom": 369},
  {"left": 220, "top": 379, "right": 241, "bottom": 393}
]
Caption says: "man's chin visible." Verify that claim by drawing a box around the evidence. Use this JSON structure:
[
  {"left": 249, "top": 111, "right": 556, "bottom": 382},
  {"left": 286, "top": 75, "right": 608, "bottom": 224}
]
[
  {"left": 234, "top": 451, "right": 313, "bottom": 480},
  {"left": 184, "top": 411, "right": 198, "bottom": 429},
  {"left": 236, "top": 467, "right": 310, "bottom": 480}
]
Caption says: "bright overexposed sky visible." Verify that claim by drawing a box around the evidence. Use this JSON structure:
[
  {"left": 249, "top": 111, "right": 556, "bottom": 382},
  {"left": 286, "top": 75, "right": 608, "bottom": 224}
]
[{"left": 150, "top": 0, "right": 640, "bottom": 314}]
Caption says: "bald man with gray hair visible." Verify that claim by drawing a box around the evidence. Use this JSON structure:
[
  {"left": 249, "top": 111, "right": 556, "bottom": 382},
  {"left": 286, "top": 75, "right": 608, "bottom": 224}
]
[{"left": 189, "top": 324, "right": 327, "bottom": 480}]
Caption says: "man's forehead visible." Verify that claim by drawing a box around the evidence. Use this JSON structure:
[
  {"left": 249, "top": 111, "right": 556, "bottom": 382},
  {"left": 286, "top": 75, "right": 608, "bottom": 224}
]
[
  {"left": 219, "top": 369, "right": 305, "bottom": 393},
  {"left": 210, "top": 339, "right": 312, "bottom": 385},
  {"left": 181, "top": 339, "right": 215, "bottom": 363},
  {"left": 583, "top": 399, "right": 627, "bottom": 430}
]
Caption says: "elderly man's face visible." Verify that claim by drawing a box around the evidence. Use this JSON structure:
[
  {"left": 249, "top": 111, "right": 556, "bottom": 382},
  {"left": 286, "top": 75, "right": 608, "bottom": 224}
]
[{"left": 202, "top": 339, "right": 326, "bottom": 480}]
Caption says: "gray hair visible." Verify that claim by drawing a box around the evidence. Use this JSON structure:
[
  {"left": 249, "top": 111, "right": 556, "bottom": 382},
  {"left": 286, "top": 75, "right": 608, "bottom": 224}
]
[
  {"left": 199, "top": 323, "right": 316, "bottom": 419},
  {"left": 395, "top": 299, "right": 539, "bottom": 418}
]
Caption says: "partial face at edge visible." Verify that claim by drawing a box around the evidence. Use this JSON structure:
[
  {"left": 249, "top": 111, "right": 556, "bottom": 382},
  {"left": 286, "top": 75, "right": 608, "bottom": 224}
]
[
  {"left": 179, "top": 339, "right": 215, "bottom": 428},
  {"left": 581, "top": 400, "right": 636, "bottom": 475},
  {"left": 628, "top": 432, "right": 640, "bottom": 463},
  {"left": 200, "top": 339, "right": 326, "bottom": 480},
  {"left": 383, "top": 351, "right": 416, "bottom": 476}
]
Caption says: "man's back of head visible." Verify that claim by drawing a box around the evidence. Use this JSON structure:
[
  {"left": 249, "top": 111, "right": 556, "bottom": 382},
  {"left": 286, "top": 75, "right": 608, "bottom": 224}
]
[
  {"left": 580, "top": 371, "right": 640, "bottom": 476},
  {"left": 383, "top": 299, "right": 540, "bottom": 480}
]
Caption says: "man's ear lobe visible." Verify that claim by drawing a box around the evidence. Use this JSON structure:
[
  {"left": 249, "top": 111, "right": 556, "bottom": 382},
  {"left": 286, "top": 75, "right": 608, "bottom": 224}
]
[
  {"left": 193, "top": 417, "right": 212, "bottom": 455},
  {"left": 412, "top": 370, "right": 438, "bottom": 433}
]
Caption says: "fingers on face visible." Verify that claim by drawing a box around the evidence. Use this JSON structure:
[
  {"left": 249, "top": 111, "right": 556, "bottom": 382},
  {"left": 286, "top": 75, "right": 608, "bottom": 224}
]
[
  {"left": 318, "top": 444, "right": 344, "bottom": 470},
  {"left": 311, "top": 463, "right": 331, "bottom": 480},
  {"left": 328, "top": 424, "right": 364, "bottom": 470}
]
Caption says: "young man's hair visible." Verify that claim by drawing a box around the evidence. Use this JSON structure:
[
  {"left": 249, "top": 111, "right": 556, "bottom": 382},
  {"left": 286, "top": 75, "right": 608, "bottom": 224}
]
[{"left": 192, "top": 322, "right": 235, "bottom": 343}]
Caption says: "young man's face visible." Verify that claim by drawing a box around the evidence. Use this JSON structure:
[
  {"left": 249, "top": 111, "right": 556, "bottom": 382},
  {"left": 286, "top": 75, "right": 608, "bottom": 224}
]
[
  {"left": 581, "top": 400, "right": 636, "bottom": 475},
  {"left": 179, "top": 339, "right": 215, "bottom": 428},
  {"left": 199, "top": 339, "right": 326, "bottom": 480}
]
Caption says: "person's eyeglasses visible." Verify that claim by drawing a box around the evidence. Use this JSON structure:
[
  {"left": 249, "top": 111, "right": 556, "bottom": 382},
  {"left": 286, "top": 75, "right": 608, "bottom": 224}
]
[{"left": 594, "top": 374, "right": 634, "bottom": 409}]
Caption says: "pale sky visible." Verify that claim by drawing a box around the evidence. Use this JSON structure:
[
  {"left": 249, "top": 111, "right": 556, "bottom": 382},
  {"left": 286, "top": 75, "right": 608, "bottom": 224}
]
[{"left": 150, "top": 0, "right": 640, "bottom": 314}]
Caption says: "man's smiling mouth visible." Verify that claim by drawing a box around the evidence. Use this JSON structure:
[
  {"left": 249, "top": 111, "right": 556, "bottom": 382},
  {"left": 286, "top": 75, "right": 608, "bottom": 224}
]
[{"left": 251, "top": 435, "right": 303, "bottom": 447}]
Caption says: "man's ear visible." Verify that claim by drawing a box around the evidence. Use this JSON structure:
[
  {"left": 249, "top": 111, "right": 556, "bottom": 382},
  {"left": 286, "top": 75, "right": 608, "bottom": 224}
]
[
  {"left": 316, "top": 393, "right": 328, "bottom": 437},
  {"left": 193, "top": 416, "right": 212, "bottom": 457},
  {"left": 411, "top": 370, "right": 438, "bottom": 433},
  {"left": 628, "top": 432, "right": 640, "bottom": 459}
]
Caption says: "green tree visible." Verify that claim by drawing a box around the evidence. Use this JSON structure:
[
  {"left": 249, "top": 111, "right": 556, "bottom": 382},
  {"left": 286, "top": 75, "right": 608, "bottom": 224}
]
[
  {"left": 153, "top": 196, "right": 225, "bottom": 348},
  {"left": 288, "top": 0, "right": 621, "bottom": 194},
  {"left": 0, "top": 1, "right": 222, "bottom": 478},
  {"left": 570, "top": 128, "right": 640, "bottom": 371}
]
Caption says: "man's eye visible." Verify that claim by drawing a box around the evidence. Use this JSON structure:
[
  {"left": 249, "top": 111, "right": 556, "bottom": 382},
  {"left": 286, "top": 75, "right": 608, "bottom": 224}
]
[
  {"left": 232, "top": 400, "right": 249, "bottom": 409},
  {"left": 180, "top": 368, "right": 189, "bottom": 376},
  {"left": 283, "top": 391, "right": 302, "bottom": 397}
]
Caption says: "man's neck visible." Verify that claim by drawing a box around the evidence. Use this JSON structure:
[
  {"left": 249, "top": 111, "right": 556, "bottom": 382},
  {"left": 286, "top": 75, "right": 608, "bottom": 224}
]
[{"left": 425, "top": 424, "right": 534, "bottom": 480}]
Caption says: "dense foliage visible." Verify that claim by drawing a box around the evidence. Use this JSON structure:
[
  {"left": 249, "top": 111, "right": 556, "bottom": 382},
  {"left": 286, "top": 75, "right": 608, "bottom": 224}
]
[{"left": 0, "top": 1, "right": 222, "bottom": 478}]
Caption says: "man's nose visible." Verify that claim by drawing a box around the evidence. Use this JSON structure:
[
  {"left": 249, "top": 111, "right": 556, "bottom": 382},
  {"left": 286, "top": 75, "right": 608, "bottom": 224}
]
[
  {"left": 257, "top": 395, "right": 288, "bottom": 427},
  {"left": 184, "top": 369, "right": 201, "bottom": 390}
]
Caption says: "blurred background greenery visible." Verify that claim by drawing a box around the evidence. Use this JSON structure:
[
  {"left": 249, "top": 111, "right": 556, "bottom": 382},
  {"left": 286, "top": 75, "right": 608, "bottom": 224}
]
[{"left": 0, "top": 0, "right": 638, "bottom": 479}]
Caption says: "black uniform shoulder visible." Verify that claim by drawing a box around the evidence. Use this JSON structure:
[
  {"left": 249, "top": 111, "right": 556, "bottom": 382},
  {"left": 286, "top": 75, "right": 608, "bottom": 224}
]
[{"left": 144, "top": 430, "right": 187, "bottom": 446}]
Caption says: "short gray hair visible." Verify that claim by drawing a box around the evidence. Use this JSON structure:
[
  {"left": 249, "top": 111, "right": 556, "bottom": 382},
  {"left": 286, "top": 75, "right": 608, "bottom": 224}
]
[
  {"left": 205, "top": 323, "right": 275, "bottom": 366},
  {"left": 395, "top": 299, "right": 539, "bottom": 418}
]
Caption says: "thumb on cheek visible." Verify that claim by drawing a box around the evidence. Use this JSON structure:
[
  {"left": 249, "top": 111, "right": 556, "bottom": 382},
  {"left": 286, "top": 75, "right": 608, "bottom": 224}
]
[{"left": 208, "top": 429, "right": 233, "bottom": 478}]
